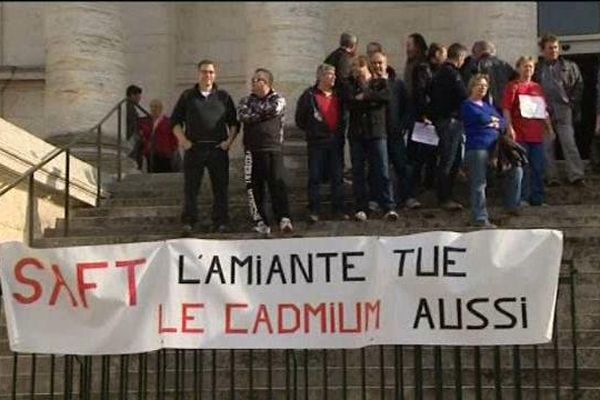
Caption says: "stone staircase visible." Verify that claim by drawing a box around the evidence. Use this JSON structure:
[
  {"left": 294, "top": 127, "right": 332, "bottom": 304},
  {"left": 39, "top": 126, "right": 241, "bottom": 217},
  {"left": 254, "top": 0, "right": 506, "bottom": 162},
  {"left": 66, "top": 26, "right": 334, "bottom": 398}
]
[{"left": 1, "top": 132, "right": 600, "bottom": 399}]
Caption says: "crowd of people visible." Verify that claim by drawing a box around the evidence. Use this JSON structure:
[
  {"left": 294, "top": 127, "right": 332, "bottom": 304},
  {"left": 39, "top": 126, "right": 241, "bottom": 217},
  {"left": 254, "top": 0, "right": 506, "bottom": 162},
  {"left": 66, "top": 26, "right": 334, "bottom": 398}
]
[{"left": 126, "top": 31, "right": 588, "bottom": 235}]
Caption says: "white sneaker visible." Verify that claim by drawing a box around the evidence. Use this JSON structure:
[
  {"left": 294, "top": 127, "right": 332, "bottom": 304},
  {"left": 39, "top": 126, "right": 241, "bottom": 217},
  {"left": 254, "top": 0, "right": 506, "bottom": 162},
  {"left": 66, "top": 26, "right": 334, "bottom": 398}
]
[
  {"left": 384, "top": 210, "right": 399, "bottom": 221},
  {"left": 354, "top": 211, "right": 368, "bottom": 222},
  {"left": 279, "top": 217, "right": 294, "bottom": 234},
  {"left": 405, "top": 198, "right": 422, "bottom": 209},
  {"left": 253, "top": 221, "right": 271, "bottom": 235}
]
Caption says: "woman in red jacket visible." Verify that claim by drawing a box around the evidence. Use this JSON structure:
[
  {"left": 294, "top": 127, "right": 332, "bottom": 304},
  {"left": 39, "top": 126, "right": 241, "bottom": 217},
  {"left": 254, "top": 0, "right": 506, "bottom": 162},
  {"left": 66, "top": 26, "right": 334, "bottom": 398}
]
[{"left": 143, "top": 99, "right": 179, "bottom": 173}]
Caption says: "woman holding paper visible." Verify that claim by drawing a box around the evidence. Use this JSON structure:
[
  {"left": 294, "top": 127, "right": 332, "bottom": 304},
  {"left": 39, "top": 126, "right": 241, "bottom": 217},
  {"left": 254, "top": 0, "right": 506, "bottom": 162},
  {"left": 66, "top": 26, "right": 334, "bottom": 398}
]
[
  {"left": 502, "top": 56, "right": 555, "bottom": 206},
  {"left": 461, "top": 74, "right": 522, "bottom": 228}
]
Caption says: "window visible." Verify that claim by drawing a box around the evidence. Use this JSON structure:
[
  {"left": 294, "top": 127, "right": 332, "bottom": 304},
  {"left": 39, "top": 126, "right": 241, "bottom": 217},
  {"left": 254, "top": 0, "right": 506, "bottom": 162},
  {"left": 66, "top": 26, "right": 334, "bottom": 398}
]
[{"left": 538, "top": 2, "right": 600, "bottom": 36}]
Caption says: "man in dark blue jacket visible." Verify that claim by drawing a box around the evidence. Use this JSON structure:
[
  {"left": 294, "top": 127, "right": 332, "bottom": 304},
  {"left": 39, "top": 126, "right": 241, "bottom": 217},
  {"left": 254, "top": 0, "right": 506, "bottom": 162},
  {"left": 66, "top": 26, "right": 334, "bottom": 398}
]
[
  {"left": 342, "top": 56, "right": 398, "bottom": 222},
  {"left": 171, "top": 60, "right": 239, "bottom": 235},
  {"left": 429, "top": 43, "right": 469, "bottom": 210},
  {"left": 370, "top": 51, "right": 410, "bottom": 209}
]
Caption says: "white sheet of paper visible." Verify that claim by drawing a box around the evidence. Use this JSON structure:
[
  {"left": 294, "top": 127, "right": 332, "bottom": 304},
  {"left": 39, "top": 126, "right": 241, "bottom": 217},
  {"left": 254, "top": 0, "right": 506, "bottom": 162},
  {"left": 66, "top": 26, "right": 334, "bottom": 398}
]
[
  {"left": 518, "top": 94, "right": 547, "bottom": 119},
  {"left": 411, "top": 122, "right": 439, "bottom": 146}
]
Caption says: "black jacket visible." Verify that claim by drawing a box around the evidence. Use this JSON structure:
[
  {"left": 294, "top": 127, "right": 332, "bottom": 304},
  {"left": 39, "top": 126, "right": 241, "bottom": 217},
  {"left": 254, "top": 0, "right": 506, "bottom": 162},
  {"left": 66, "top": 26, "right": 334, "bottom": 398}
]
[
  {"left": 295, "top": 86, "right": 346, "bottom": 146},
  {"left": 342, "top": 77, "right": 390, "bottom": 141},
  {"left": 238, "top": 90, "right": 286, "bottom": 152},
  {"left": 170, "top": 84, "right": 238, "bottom": 143},
  {"left": 429, "top": 62, "right": 468, "bottom": 121},
  {"left": 386, "top": 77, "right": 410, "bottom": 137},
  {"left": 411, "top": 61, "right": 435, "bottom": 121},
  {"left": 324, "top": 47, "right": 354, "bottom": 83},
  {"left": 462, "top": 55, "right": 517, "bottom": 110}
]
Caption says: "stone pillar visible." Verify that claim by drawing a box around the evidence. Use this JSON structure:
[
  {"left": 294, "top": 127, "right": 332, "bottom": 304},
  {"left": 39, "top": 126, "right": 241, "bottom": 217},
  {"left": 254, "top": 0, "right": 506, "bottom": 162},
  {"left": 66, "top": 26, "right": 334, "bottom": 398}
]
[
  {"left": 44, "top": 2, "right": 127, "bottom": 139},
  {"left": 122, "top": 2, "right": 176, "bottom": 111},
  {"left": 244, "top": 2, "right": 327, "bottom": 121},
  {"left": 437, "top": 2, "right": 537, "bottom": 68}
]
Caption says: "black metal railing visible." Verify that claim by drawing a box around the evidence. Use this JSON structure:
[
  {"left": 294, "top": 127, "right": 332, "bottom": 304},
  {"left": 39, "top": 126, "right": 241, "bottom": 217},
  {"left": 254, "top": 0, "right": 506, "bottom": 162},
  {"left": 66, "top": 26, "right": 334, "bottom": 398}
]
[
  {"left": 0, "top": 99, "right": 150, "bottom": 246},
  {"left": 0, "top": 260, "right": 579, "bottom": 400}
]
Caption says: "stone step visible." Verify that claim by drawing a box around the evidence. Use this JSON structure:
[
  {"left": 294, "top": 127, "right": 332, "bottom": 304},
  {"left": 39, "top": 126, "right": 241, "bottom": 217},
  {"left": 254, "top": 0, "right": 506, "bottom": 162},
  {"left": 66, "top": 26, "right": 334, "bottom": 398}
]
[
  {"left": 43, "top": 214, "right": 600, "bottom": 239},
  {"left": 115, "top": 165, "right": 600, "bottom": 185},
  {"left": 33, "top": 226, "right": 600, "bottom": 248},
  {"left": 96, "top": 188, "right": 600, "bottom": 209},
  {"left": 0, "top": 346, "right": 594, "bottom": 371},
  {"left": 73, "top": 203, "right": 600, "bottom": 219},
  {"left": 0, "top": 352, "right": 595, "bottom": 386},
  {"left": 2, "top": 368, "right": 594, "bottom": 397},
  {"left": 0, "top": 386, "right": 594, "bottom": 400}
]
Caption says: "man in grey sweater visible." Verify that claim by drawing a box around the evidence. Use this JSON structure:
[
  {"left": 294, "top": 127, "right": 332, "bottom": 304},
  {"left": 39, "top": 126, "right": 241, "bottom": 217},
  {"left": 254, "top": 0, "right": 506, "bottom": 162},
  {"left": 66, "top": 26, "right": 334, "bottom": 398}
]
[{"left": 534, "top": 33, "right": 585, "bottom": 186}]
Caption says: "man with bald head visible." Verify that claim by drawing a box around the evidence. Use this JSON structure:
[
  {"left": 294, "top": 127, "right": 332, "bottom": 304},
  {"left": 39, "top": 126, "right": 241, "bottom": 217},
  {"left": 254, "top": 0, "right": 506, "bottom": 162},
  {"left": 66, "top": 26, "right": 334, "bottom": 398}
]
[{"left": 462, "top": 40, "right": 515, "bottom": 111}]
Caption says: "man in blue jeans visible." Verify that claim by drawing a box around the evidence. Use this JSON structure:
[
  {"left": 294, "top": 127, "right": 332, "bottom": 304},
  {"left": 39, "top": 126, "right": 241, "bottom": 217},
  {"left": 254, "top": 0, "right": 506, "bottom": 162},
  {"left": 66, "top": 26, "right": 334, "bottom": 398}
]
[
  {"left": 342, "top": 56, "right": 398, "bottom": 222},
  {"left": 370, "top": 51, "right": 410, "bottom": 207},
  {"left": 296, "top": 64, "right": 348, "bottom": 222},
  {"left": 429, "top": 43, "right": 469, "bottom": 210}
]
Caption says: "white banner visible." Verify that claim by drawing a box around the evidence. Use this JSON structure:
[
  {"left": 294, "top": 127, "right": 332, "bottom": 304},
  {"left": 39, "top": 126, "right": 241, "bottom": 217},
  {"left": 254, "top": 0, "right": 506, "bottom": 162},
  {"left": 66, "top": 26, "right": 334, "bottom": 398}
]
[{"left": 0, "top": 230, "right": 563, "bottom": 355}]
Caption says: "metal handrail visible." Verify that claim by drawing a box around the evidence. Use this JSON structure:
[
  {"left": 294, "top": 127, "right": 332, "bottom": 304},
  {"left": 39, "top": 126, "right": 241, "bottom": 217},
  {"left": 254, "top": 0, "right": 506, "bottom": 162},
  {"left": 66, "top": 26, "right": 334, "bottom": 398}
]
[
  {"left": 0, "top": 98, "right": 149, "bottom": 198},
  {"left": 0, "top": 97, "right": 150, "bottom": 244}
]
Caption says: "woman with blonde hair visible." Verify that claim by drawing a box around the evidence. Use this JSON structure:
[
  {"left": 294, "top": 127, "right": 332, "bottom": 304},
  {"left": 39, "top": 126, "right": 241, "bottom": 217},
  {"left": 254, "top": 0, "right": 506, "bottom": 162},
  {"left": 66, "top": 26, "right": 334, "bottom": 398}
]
[{"left": 461, "top": 74, "right": 522, "bottom": 228}]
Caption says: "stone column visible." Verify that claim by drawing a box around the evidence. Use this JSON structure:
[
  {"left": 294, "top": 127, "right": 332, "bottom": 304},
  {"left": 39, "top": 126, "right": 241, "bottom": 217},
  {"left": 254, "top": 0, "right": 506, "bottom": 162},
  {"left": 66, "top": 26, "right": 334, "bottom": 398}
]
[
  {"left": 44, "top": 2, "right": 127, "bottom": 139},
  {"left": 244, "top": 2, "right": 327, "bottom": 121},
  {"left": 122, "top": 2, "right": 176, "bottom": 111}
]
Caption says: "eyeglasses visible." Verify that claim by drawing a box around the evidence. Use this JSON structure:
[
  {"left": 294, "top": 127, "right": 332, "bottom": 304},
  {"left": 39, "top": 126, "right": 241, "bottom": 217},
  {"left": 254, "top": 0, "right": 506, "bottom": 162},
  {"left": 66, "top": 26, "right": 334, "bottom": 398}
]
[{"left": 251, "top": 77, "right": 267, "bottom": 84}]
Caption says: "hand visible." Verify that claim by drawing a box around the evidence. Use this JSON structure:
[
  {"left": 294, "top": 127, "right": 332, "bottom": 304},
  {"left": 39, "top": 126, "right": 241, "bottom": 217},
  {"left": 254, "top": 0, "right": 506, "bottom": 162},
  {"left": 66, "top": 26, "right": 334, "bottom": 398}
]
[
  {"left": 355, "top": 93, "right": 365, "bottom": 101},
  {"left": 422, "top": 117, "right": 433, "bottom": 125},
  {"left": 546, "top": 126, "right": 556, "bottom": 140},
  {"left": 595, "top": 117, "right": 600, "bottom": 136},
  {"left": 179, "top": 138, "right": 192, "bottom": 151},
  {"left": 216, "top": 140, "right": 231, "bottom": 151},
  {"left": 506, "top": 126, "right": 516, "bottom": 140}
]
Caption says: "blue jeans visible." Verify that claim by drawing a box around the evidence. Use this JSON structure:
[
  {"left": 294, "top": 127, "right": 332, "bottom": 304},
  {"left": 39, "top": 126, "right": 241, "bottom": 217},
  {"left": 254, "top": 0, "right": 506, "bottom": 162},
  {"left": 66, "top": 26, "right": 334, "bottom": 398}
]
[
  {"left": 350, "top": 138, "right": 395, "bottom": 213},
  {"left": 307, "top": 141, "right": 344, "bottom": 214},
  {"left": 518, "top": 142, "right": 545, "bottom": 206},
  {"left": 465, "top": 149, "right": 522, "bottom": 223},
  {"left": 434, "top": 118, "right": 464, "bottom": 203}
]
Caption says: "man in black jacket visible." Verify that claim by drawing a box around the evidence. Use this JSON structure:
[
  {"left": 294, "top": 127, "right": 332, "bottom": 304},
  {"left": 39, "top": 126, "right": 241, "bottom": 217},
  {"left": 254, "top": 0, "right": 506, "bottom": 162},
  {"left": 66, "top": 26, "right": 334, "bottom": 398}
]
[
  {"left": 238, "top": 68, "right": 293, "bottom": 235},
  {"left": 370, "top": 51, "right": 410, "bottom": 209},
  {"left": 296, "top": 64, "right": 348, "bottom": 222},
  {"left": 325, "top": 32, "right": 358, "bottom": 85},
  {"left": 404, "top": 43, "right": 447, "bottom": 209},
  {"left": 429, "top": 43, "right": 469, "bottom": 210},
  {"left": 171, "top": 60, "right": 239, "bottom": 235},
  {"left": 343, "top": 56, "right": 398, "bottom": 222},
  {"left": 325, "top": 32, "right": 358, "bottom": 179}
]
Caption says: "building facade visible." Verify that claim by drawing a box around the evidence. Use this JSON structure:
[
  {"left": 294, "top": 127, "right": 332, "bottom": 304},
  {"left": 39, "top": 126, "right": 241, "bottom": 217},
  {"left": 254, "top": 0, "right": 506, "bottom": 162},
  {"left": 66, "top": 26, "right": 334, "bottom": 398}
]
[{"left": 0, "top": 2, "right": 540, "bottom": 150}]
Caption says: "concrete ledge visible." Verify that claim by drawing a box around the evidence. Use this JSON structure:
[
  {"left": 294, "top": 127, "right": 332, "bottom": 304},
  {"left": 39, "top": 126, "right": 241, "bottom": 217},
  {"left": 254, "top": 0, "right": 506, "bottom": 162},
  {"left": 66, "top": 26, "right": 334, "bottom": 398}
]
[{"left": 0, "top": 118, "right": 101, "bottom": 205}]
